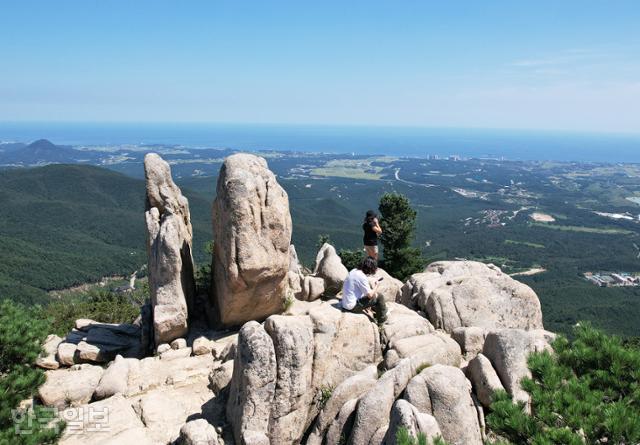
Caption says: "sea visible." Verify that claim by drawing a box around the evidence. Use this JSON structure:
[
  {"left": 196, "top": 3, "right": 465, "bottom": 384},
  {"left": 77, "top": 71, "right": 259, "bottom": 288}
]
[{"left": 1, "top": 122, "right": 639, "bottom": 163}]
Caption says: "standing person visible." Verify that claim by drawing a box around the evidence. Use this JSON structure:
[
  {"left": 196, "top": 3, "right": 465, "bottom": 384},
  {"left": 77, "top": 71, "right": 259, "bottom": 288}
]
[
  {"left": 363, "top": 210, "right": 382, "bottom": 260},
  {"left": 341, "top": 256, "right": 388, "bottom": 324}
]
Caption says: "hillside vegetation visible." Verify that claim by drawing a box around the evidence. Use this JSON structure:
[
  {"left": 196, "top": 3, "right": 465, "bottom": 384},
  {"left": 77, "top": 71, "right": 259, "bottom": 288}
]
[
  {"left": 2, "top": 160, "right": 640, "bottom": 340},
  {"left": 0, "top": 165, "right": 211, "bottom": 304}
]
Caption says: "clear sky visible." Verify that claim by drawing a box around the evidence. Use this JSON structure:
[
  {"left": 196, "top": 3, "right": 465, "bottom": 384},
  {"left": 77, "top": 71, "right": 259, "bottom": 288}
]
[{"left": 1, "top": 1, "right": 639, "bottom": 133}]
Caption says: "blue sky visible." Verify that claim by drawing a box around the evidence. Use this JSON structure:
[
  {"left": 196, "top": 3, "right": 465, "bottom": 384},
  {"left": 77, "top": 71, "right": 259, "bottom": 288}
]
[{"left": 1, "top": 1, "right": 639, "bottom": 133}]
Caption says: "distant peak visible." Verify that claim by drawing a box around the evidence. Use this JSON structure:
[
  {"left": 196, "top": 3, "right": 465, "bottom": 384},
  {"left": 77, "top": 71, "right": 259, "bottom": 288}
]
[{"left": 27, "top": 139, "right": 57, "bottom": 149}]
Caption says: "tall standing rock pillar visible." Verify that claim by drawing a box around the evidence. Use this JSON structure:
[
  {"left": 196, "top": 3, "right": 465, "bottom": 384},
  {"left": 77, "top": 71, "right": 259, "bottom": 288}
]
[
  {"left": 211, "top": 154, "right": 292, "bottom": 327},
  {"left": 144, "top": 153, "right": 195, "bottom": 346}
]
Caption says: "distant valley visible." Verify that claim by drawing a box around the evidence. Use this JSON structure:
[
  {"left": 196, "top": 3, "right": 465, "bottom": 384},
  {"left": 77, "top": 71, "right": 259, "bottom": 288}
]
[{"left": 1, "top": 139, "right": 640, "bottom": 337}]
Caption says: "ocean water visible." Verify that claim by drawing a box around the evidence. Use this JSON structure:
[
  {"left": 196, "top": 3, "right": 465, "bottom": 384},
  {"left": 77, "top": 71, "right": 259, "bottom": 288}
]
[{"left": 1, "top": 122, "right": 639, "bottom": 163}]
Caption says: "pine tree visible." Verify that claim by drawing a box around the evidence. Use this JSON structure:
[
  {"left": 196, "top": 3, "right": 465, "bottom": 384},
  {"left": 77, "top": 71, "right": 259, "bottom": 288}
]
[
  {"left": 486, "top": 323, "right": 640, "bottom": 444},
  {"left": 378, "top": 193, "right": 424, "bottom": 280},
  {"left": 396, "top": 427, "right": 449, "bottom": 445},
  {"left": 0, "top": 300, "right": 62, "bottom": 444}
]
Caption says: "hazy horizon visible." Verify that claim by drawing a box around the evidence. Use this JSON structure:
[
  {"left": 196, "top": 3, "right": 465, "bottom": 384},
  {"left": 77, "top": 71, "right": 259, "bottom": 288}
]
[{"left": 2, "top": 121, "right": 640, "bottom": 163}]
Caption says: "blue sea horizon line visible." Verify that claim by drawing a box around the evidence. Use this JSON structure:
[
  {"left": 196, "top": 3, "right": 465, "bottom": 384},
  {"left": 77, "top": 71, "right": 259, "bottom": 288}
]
[{"left": 1, "top": 121, "right": 639, "bottom": 163}]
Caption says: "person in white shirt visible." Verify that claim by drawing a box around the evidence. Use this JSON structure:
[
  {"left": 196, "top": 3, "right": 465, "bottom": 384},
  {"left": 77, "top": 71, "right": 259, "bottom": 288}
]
[{"left": 341, "top": 256, "right": 388, "bottom": 324}]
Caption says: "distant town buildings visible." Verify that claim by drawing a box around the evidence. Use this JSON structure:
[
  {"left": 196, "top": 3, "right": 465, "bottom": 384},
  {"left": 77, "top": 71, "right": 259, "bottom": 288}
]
[{"left": 584, "top": 271, "right": 640, "bottom": 287}]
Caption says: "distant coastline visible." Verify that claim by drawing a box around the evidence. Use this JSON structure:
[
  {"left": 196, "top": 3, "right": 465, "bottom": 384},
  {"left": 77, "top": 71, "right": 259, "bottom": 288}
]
[{"left": 1, "top": 122, "right": 639, "bottom": 163}]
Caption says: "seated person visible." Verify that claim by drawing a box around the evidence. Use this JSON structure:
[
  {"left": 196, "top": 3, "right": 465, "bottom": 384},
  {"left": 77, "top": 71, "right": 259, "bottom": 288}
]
[{"left": 341, "top": 256, "right": 388, "bottom": 324}]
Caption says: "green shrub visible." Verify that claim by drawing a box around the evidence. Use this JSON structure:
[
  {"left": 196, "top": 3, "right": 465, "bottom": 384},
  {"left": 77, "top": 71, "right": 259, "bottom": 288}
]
[
  {"left": 44, "top": 286, "right": 147, "bottom": 336},
  {"left": 487, "top": 323, "right": 640, "bottom": 444},
  {"left": 0, "top": 300, "right": 62, "bottom": 444},
  {"left": 396, "top": 427, "right": 448, "bottom": 445},
  {"left": 195, "top": 240, "right": 214, "bottom": 294},
  {"left": 282, "top": 289, "right": 296, "bottom": 314},
  {"left": 378, "top": 193, "right": 424, "bottom": 281},
  {"left": 316, "top": 385, "right": 334, "bottom": 410},
  {"left": 338, "top": 248, "right": 363, "bottom": 271},
  {"left": 414, "top": 362, "right": 430, "bottom": 374},
  {"left": 317, "top": 234, "right": 331, "bottom": 249}
]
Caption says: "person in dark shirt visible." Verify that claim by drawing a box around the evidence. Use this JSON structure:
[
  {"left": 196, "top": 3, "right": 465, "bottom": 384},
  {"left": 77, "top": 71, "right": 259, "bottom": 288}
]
[{"left": 362, "top": 210, "right": 382, "bottom": 259}]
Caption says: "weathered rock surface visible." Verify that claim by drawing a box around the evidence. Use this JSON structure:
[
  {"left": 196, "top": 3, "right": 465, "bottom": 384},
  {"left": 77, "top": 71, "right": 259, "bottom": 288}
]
[
  {"left": 418, "top": 364, "right": 483, "bottom": 445},
  {"left": 193, "top": 336, "right": 215, "bottom": 355},
  {"left": 227, "top": 321, "right": 277, "bottom": 444},
  {"left": 144, "top": 153, "right": 195, "bottom": 345},
  {"left": 94, "top": 355, "right": 133, "bottom": 400},
  {"left": 57, "top": 395, "right": 151, "bottom": 445},
  {"left": 264, "top": 315, "right": 315, "bottom": 444},
  {"left": 370, "top": 268, "right": 403, "bottom": 303},
  {"left": 171, "top": 337, "right": 188, "bottom": 349},
  {"left": 179, "top": 419, "right": 222, "bottom": 445},
  {"left": 452, "top": 326, "right": 487, "bottom": 360},
  {"left": 308, "top": 302, "right": 381, "bottom": 393},
  {"left": 57, "top": 342, "right": 78, "bottom": 366},
  {"left": 38, "top": 364, "right": 104, "bottom": 408},
  {"left": 36, "top": 334, "right": 62, "bottom": 370},
  {"left": 223, "top": 301, "right": 381, "bottom": 445},
  {"left": 385, "top": 399, "right": 443, "bottom": 445},
  {"left": 349, "top": 359, "right": 414, "bottom": 445},
  {"left": 118, "top": 353, "right": 213, "bottom": 398},
  {"left": 306, "top": 366, "right": 377, "bottom": 445},
  {"left": 298, "top": 275, "right": 326, "bottom": 301},
  {"left": 209, "top": 360, "right": 234, "bottom": 394},
  {"left": 387, "top": 331, "right": 462, "bottom": 370},
  {"left": 381, "top": 303, "right": 434, "bottom": 347},
  {"left": 56, "top": 322, "right": 142, "bottom": 365},
  {"left": 483, "top": 328, "right": 555, "bottom": 405},
  {"left": 325, "top": 398, "right": 359, "bottom": 445},
  {"left": 314, "top": 243, "right": 348, "bottom": 293},
  {"left": 466, "top": 353, "right": 504, "bottom": 408},
  {"left": 402, "top": 261, "right": 543, "bottom": 333},
  {"left": 211, "top": 153, "right": 292, "bottom": 327}
]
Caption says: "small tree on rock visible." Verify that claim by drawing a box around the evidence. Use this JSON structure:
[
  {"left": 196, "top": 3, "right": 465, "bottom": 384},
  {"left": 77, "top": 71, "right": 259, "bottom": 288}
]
[
  {"left": 0, "top": 300, "right": 62, "bottom": 444},
  {"left": 378, "top": 193, "right": 424, "bottom": 280}
]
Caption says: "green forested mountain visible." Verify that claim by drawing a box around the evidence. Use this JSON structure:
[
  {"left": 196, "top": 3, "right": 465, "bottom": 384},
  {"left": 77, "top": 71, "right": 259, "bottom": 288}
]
[
  {"left": 2, "top": 160, "right": 640, "bottom": 339},
  {"left": 0, "top": 164, "right": 212, "bottom": 304}
]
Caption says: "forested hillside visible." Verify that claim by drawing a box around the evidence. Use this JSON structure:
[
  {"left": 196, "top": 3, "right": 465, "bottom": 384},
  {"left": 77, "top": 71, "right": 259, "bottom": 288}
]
[
  {"left": 2, "top": 161, "right": 640, "bottom": 340},
  {"left": 0, "top": 165, "right": 211, "bottom": 304}
]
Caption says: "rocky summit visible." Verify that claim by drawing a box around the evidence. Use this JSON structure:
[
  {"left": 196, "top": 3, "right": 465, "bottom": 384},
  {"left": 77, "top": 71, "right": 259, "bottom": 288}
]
[{"left": 33, "top": 152, "right": 553, "bottom": 445}]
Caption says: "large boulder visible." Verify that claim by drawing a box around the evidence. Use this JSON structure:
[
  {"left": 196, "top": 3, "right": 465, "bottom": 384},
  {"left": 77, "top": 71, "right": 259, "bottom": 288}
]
[
  {"left": 264, "top": 315, "right": 315, "bottom": 444},
  {"left": 298, "top": 275, "right": 326, "bottom": 301},
  {"left": 402, "top": 261, "right": 543, "bottom": 333},
  {"left": 179, "top": 419, "right": 222, "bottom": 445},
  {"left": 325, "top": 398, "right": 359, "bottom": 445},
  {"left": 57, "top": 321, "right": 143, "bottom": 365},
  {"left": 94, "top": 355, "right": 134, "bottom": 400},
  {"left": 482, "top": 328, "right": 555, "bottom": 405},
  {"left": 144, "top": 153, "right": 195, "bottom": 346},
  {"left": 465, "top": 353, "right": 504, "bottom": 408},
  {"left": 381, "top": 303, "right": 434, "bottom": 347},
  {"left": 387, "top": 331, "right": 462, "bottom": 370},
  {"left": 413, "top": 364, "right": 483, "bottom": 445},
  {"left": 306, "top": 366, "right": 377, "bottom": 445},
  {"left": 57, "top": 395, "right": 153, "bottom": 445},
  {"left": 211, "top": 154, "right": 292, "bottom": 327},
  {"left": 384, "top": 400, "right": 442, "bottom": 445},
  {"left": 38, "top": 364, "right": 104, "bottom": 408},
  {"left": 349, "top": 359, "right": 414, "bottom": 445},
  {"left": 36, "top": 334, "right": 62, "bottom": 370},
  {"left": 370, "top": 268, "right": 403, "bottom": 303},
  {"left": 308, "top": 302, "right": 381, "bottom": 394},
  {"left": 452, "top": 326, "right": 487, "bottom": 360},
  {"left": 314, "top": 243, "right": 348, "bottom": 293},
  {"left": 226, "top": 321, "right": 277, "bottom": 444}
]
